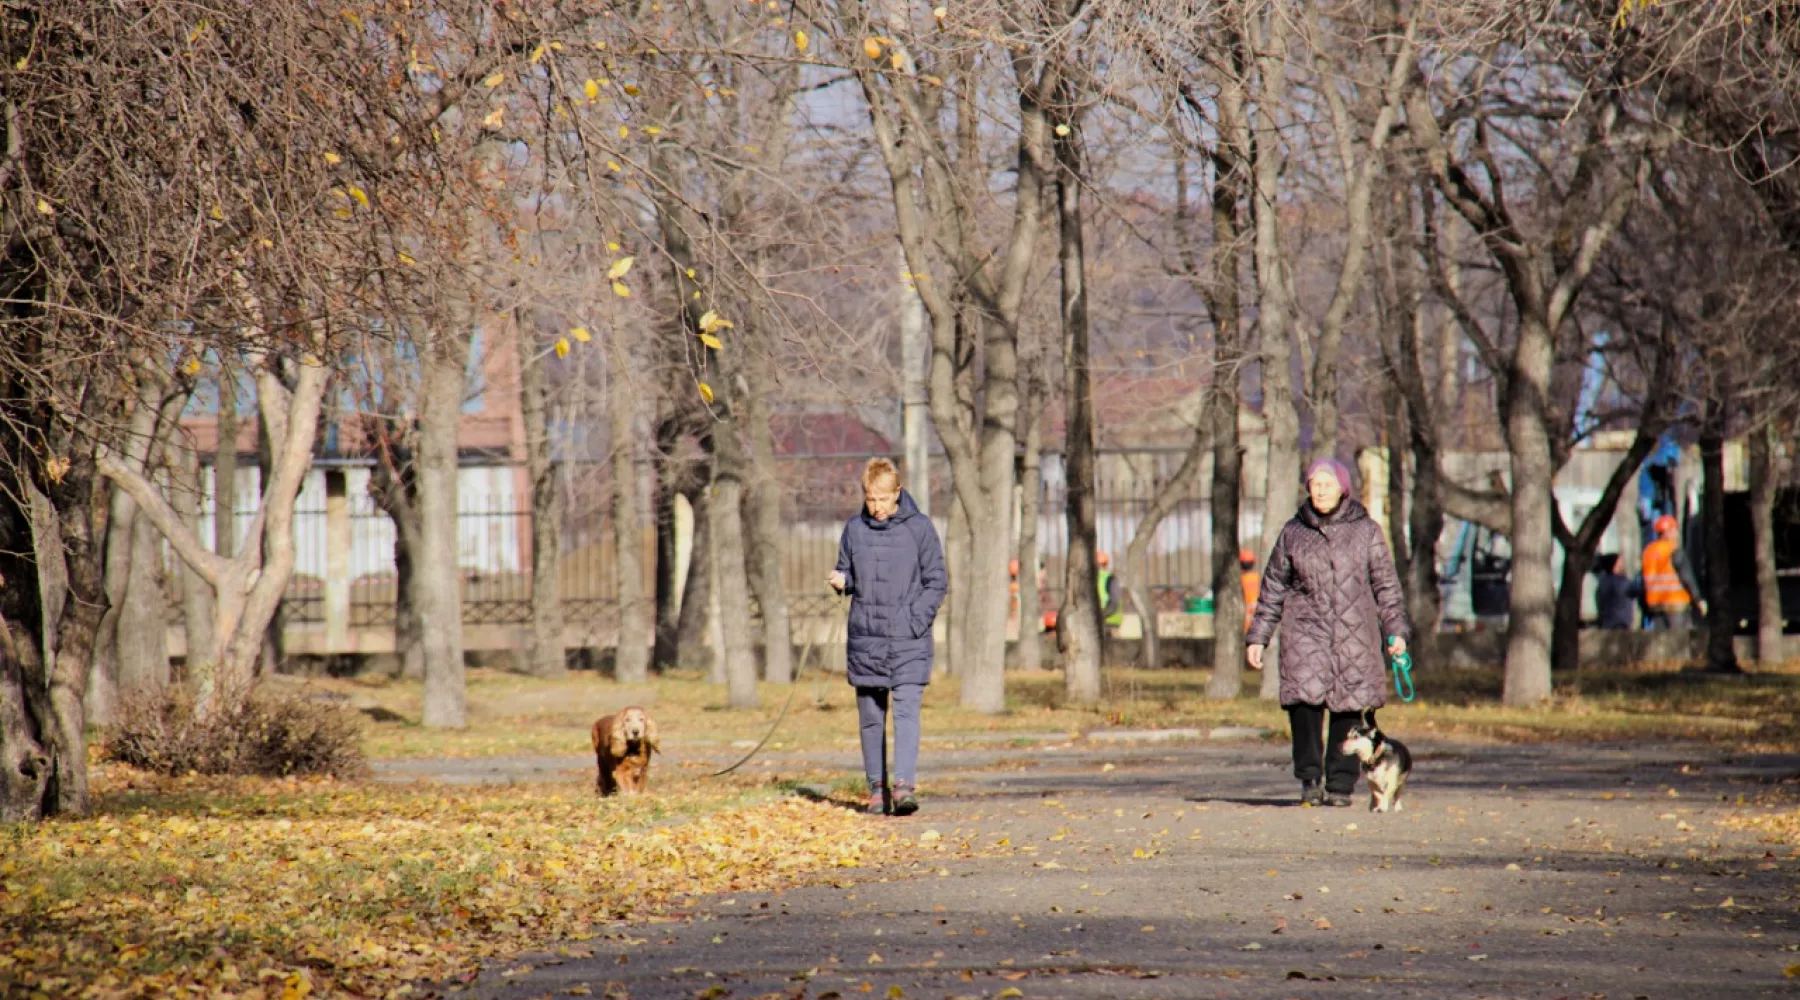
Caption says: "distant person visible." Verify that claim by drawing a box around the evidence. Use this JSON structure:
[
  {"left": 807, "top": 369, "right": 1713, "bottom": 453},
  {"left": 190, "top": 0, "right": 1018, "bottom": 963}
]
[
  {"left": 1641, "top": 514, "right": 1703, "bottom": 630},
  {"left": 1096, "top": 551, "right": 1124, "bottom": 633},
  {"left": 828, "top": 458, "right": 947, "bottom": 816},
  {"left": 1240, "top": 548, "right": 1260, "bottom": 631},
  {"left": 1246, "top": 457, "right": 1411, "bottom": 808},
  {"left": 1592, "top": 553, "right": 1639, "bottom": 630}
]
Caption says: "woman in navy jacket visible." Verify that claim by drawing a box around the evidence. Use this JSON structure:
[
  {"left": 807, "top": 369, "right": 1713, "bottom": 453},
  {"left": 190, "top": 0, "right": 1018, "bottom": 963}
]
[{"left": 827, "top": 458, "right": 946, "bottom": 815}]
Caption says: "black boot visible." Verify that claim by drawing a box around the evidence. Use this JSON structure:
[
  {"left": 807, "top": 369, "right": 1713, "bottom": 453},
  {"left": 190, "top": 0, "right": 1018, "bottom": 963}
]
[{"left": 1300, "top": 780, "right": 1324, "bottom": 806}]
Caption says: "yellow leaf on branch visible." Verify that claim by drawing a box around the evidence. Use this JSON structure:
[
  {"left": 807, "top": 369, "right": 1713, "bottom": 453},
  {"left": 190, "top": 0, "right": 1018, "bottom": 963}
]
[
  {"left": 570, "top": 326, "right": 591, "bottom": 343},
  {"left": 607, "top": 256, "right": 635, "bottom": 279},
  {"left": 346, "top": 185, "right": 370, "bottom": 208},
  {"left": 323, "top": 151, "right": 342, "bottom": 165},
  {"left": 483, "top": 71, "right": 505, "bottom": 88},
  {"left": 584, "top": 79, "right": 600, "bottom": 101},
  {"left": 863, "top": 37, "right": 883, "bottom": 60},
  {"left": 795, "top": 30, "right": 809, "bottom": 52},
  {"left": 611, "top": 281, "right": 631, "bottom": 298},
  {"left": 482, "top": 107, "right": 505, "bottom": 129},
  {"left": 554, "top": 337, "right": 571, "bottom": 358},
  {"left": 698, "top": 382, "right": 714, "bottom": 403},
  {"left": 699, "top": 333, "right": 723, "bottom": 350},
  {"left": 34, "top": 197, "right": 53, "bottom": 216}
]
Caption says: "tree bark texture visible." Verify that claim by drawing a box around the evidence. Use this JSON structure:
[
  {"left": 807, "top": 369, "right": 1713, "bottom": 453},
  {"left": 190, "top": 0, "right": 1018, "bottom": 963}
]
[
  {"left": 740, "top": 357, "right": 793, "bottom": 685},
  {"left": 417, "top": 335, "right": 469, "bottom": 726},
  {"left": 517, "top": 312, "right": 567, "bottom": 679},
  {"left": 1749, "top": 420, "right": 1783, "bottom": 663},
  {"left": 1014, "top": 403, "right": 1045, "bottom": 674},
  {"left": 611, "top": 345, "right": 652, "bottom": 684},
  {"left": 175, "top": 441, "right": 218, "bottom": 678},
  {"left": 675, "top": 482, "right": 715, "bottom": 672},
  {"left": 1700, "top": 408, "right": 1741, "bottom": 673},
  {"left": 1055, "top": 116, "right": 1102, "bottom": 706}
]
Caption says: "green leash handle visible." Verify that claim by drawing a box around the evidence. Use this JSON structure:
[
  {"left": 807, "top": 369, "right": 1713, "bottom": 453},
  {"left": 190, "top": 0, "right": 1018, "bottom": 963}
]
[{"left": 1388, "top": 648, "right": 1416, "bottom": 703}]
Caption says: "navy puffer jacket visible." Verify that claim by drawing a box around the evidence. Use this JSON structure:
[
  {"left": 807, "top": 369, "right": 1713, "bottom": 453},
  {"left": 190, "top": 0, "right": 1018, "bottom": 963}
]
[{"left": 834, "top": 490, "right": 947, "bottom": 688}]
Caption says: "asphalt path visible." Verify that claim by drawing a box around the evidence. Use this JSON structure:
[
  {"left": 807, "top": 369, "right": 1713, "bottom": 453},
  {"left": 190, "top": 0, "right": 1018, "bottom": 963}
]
[{"left": 408, "top": 736, "right": 1800, "bottom": 1000}]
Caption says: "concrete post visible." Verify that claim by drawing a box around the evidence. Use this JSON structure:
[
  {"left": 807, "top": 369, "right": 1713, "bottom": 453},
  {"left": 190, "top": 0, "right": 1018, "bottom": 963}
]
[{"left": 325, "top": 469, "right": 351, "bottom": 653}]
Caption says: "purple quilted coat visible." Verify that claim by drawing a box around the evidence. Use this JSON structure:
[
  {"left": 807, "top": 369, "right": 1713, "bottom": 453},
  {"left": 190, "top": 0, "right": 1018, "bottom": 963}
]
[{"left": 1245, "top": 497, "right": 1411, "bottom": 711}]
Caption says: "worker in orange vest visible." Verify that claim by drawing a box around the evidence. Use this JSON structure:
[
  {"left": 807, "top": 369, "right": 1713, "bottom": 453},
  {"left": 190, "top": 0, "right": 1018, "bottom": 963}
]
[
  {"left": 1240, "top": 548, "right": 1260, "bottom": 632},
  {"left": 1640, "top": 514, "right": 1704, "bottom": 630}
]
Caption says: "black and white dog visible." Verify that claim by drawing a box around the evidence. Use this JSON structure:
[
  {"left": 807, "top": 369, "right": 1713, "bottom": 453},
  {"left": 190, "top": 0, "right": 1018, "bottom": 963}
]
[{"left": 1339, "top": 721, "right": 1412, "bottom": 813}]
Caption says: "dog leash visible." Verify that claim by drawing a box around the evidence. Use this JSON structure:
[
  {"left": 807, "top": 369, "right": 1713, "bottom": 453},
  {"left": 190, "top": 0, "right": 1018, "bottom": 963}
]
[
  {"left": 709, "top": 593, "right": 847, "bottom": 778},
  {"left": 1388, "top": 648, "right": 1416, "bottom": 703}
]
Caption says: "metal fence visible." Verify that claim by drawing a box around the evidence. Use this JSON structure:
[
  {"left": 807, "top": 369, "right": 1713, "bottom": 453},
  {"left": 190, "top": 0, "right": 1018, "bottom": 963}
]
[{"left": 187, "top": 450, "right": 1242, "bottom": 634}]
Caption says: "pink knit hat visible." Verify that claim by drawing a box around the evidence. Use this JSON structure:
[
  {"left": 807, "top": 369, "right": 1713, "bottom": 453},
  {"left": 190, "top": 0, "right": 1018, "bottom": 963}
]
[{"left": 1305, "top": 456, "right": 1353, "bottom": 494}]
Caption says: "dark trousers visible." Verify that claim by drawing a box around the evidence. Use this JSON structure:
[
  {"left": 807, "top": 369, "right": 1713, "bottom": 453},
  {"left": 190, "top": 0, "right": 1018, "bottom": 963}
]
[
  {"left": 1287, "top": 703, "right": 1370, "bottom": 795},
  {"left": 856, "top": 684, "right": 923, "bottom": 790}
]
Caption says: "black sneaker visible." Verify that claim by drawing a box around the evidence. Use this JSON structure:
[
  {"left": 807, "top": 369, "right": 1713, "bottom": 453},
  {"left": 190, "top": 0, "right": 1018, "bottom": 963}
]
[
  {"left": 892, "top": 783, "right": 919, "bottom": 816},
  {"left": 1325, "top": 792, "right": 1354, "bottom": 808},
  {"left": 1300, "top": 780, "right": 1324, "bottom": 807}
]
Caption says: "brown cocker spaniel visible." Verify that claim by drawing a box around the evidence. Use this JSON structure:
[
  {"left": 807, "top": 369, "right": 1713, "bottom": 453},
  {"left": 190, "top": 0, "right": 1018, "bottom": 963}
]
[{"left": 591, "top": 706, "right": 659, "bottom": 796}]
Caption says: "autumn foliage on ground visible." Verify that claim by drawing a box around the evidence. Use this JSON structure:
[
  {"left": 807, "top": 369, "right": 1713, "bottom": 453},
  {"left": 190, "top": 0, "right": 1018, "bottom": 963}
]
[{"left": 0, "top": 770, "right": 900, "bottom": 998}]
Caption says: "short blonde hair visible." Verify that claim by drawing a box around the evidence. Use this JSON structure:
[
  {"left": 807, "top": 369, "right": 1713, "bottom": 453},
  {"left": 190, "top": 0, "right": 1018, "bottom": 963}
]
[{"left": 862, "top": 457, "right": 901, "bottom": 494}]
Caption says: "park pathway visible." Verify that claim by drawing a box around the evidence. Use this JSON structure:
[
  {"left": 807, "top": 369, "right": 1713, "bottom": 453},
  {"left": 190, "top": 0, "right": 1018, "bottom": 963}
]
[{"left": 429, "top": 736, "right": 1800, "bottom": 1000}]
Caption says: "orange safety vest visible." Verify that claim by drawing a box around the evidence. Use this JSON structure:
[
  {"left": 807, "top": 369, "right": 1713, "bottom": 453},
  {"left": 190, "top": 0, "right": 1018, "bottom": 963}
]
[
  {"left": 1241, "top": 570, "right": 1261, "bottom": 627},
  {"left": 1641, "top": 539, "right": 1691, "bottom": 609}
]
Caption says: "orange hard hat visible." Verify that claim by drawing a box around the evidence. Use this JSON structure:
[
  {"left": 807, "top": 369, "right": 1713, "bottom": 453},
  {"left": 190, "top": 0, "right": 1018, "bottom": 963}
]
[
  {"left": 1009, "top": 558, "right": 1020, "bottom": 577},
  {"left": 1653, "top": 514, "right": 1677, "bottom": 535},
  {"left": 1239, "top": 548, "right": 1257, "bottom": 564},
  {"left": 1096, "top": 551, "right": 1111, "bottom": 568}
]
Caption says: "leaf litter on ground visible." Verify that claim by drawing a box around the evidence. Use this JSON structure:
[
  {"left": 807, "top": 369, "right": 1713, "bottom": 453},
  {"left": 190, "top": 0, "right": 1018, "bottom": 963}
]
[{"left": 0, "top": 767, "right": 902, "bottom": 998}]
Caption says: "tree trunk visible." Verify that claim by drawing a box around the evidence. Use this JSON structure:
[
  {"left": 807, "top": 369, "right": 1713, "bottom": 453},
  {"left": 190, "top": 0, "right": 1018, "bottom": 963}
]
[
  {"left": 417, "top": 335, "right": 468, "bottom": 727},
  {"left": 391, "top": 498, "right": 424, "bottom": 680},
  {"left": 1014, "top": 408, "right": 1044, "bottom": 674},
  {"left": 253, "top": 414, "right": 282, "bottom": 678},
  {"left": 100, "top": 357, "right": 328, "bottom": 712},
  {"left": 1549, "top": 420, "right": 1666, "bottom": 674},
  {"left": 676, "top": 483, "right": 715, "bottom": 672},
  {"left": 175, "top": 441, "right": 217, "bottom": 679},
  {"left": 1206, "top": 377, "right": 1246, "bottom": 701},
  {"left": 1501, "top": 317, "right": 1556, "bottom": 705},
  {"left": 1203, "top": 72, "right": 1248, "bottom": 702},
  {"left": 707, "top": 356, "right": 761, "bottom": 707},
  {"left": 517, "top": 313, "right": 566, "bottom": 679},
  {"left": 611, "top": 346, "right": 652, "bottom": 684},
  {"left": 117, "top": 497, "right": 170, "bottom": 693},
  {"left": 0, "top": 476, "right": 93, "bottom": 822},
  {"left": 1700, "top": 406, "right": 1741, "bottom": 673},
  {"left": 945, "top": 490, "right": 972, "bottom": 678},
  {"left": 1750, "top": 419, "right": 1783, "bottom": 663},
  {"left": 741, "top": 365, "right": 793, "bottom": 685},
  {"left": 215, "top": 360, "right": 240, "bottom": 561},
  {"left": 90, "top": 379, "right": 178, "bottom": 721},
  {"left": 652, "top": 416, "right": 688, "bottom": 671},
  {"left": 1056, "top": 118, "right": 1102, "bottom": 706},
  {"left": 710, "top": 472, "right": 760, "bottom": 708}
]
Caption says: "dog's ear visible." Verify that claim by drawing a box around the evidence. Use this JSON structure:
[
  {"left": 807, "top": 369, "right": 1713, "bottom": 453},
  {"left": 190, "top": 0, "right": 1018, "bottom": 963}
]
[
  {"left": 643, "top": 715, "right": 660, "bottom": 754},
  {"left": 607, "top": 716, "right": 629, "bottom": 758}
]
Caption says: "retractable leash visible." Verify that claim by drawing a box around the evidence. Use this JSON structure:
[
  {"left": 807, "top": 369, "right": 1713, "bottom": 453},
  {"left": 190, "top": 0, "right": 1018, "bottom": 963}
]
[
  {"left": 1388, "top": 647, "right": 1416, "bottom": 703},
  {"left": 710, "top": 593, "right": 847, "bottom": 778}
]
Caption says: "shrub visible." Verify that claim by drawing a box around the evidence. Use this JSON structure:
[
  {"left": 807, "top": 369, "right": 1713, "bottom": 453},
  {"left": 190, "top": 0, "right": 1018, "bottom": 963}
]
[{"left": 107, "top": 684, "right": 366, "bottom": 778}]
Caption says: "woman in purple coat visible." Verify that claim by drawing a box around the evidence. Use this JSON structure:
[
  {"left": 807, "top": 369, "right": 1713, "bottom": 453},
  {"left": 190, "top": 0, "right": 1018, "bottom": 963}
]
[
  {"left": 1246, "top": 457, "right": 1411, "bottom": 807},
  {"left": 827, "top": 459, "right": 947, "bottom": 816}
]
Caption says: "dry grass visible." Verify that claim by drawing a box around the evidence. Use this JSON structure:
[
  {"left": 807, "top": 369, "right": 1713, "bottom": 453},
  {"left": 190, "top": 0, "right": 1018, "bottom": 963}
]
[{"left": 301, "top": 662, "right": 1800, "bottom": 761}]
